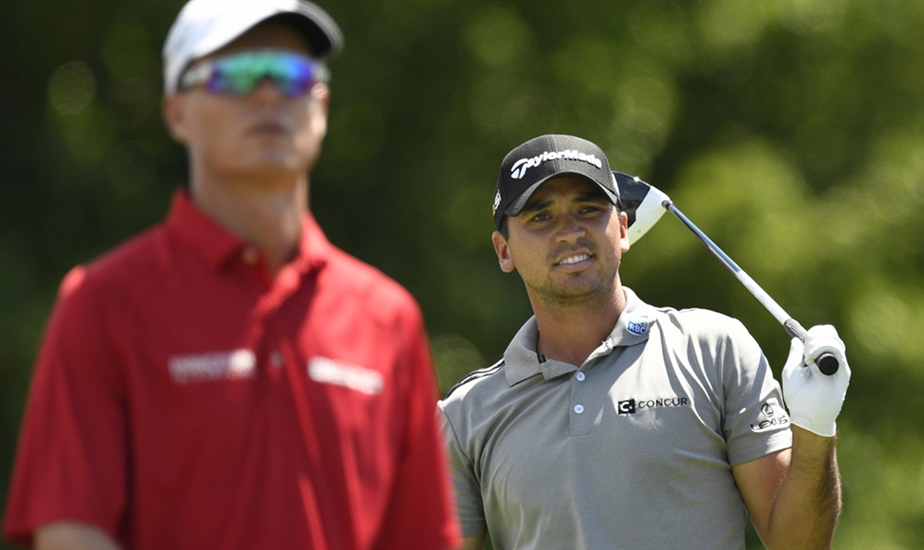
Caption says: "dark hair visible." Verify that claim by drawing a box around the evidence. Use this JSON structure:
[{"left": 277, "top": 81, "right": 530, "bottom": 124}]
[{"left": 498, "top": 216, "right": 509, "bottom": 239}]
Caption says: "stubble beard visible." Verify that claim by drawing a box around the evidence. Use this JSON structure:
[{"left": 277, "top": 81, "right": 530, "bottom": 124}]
[{"left": 528, "top": 254, "right": 621, "bottom": 313}]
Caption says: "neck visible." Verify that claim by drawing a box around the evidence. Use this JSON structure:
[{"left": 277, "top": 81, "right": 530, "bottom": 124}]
[
  {"left": 190, "top": 171, "right": 309, "bottom": 275},
  {"left": 531, "top": 282, "right": 627, "bottom": 367}
]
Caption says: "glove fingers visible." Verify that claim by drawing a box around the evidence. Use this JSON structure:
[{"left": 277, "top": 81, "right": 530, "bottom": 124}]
[
  {"left": 805, "top": 325, "right": 845, "bottom": 356},
  {"left": 803, "top": 325, "right": 851, "bottom": 379},
  {"left": 783, "top": 337, "right": 805, "bottom": 377}
]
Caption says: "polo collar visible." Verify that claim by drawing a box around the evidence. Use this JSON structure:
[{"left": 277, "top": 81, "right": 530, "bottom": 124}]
[
  {"left": 504, "top": 286, "right": 657, "bottom": 386},
  {"left": 166, "top": 189, "right": 331, "bottom": 272}
]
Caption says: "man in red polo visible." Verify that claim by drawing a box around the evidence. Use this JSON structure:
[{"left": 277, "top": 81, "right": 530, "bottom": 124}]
[{"left": 3, "top": 1, "right": 460, "bottom": 549}]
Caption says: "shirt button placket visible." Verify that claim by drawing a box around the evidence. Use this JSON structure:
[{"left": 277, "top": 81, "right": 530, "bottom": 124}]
[
  {"left": 570, "top": 368, "right": 591, "bottom": 435},
  {"left": 574, "top": 372, "right": 586, "bottom": 414}
]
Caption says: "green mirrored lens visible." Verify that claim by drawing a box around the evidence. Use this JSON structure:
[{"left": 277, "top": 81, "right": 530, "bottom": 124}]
[{"left": 209, "top": 52, "right": 318, "bottom": 97}]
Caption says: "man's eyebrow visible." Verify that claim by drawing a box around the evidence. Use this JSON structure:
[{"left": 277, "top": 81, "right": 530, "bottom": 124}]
[
  {"left": 521, "top": 191, "right": 608, "bottom": 214},
  {"left": 520, "top": 198, "right": 552, "bottom": 213},
  {"left": 575, "top": 191, "right": 608, "bottom": 202}
]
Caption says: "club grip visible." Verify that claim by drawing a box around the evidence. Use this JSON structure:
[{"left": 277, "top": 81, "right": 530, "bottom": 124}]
[{"left": 783, "top": 319, "right": 840, "bottom": 375}]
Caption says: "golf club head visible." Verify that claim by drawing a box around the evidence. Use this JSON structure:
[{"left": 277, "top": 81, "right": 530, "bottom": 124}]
[{"left": 613, "top": 171, "right": 670, "bottom": 245}]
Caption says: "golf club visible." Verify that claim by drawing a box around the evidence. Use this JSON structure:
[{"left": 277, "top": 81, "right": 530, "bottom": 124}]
[
  {"left": 613, "top": 171, "right": 839, "bottom": 375},
  {"left": 616, "top": 171, "right": 667, "bottom": 245}
]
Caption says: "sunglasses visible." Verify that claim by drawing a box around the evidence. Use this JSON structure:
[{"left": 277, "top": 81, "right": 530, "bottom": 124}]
[{"left": 180, "top": 50, "right": 329, "bottom": 98}]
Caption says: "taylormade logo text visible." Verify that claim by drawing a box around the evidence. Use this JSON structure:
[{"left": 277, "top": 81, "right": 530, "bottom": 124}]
[{"left": 510, "top": 150, "right": 603, "bottom": 180}]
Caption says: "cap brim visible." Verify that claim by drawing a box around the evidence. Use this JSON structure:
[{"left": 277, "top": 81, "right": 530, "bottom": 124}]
[{"left": 504, "top": 172, "right": 620, "bottom": 217}]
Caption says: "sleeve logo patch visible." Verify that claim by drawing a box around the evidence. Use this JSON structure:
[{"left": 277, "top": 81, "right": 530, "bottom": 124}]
[
  {"left": 308, "top": 357, "right": 384, "bottom": 395},
  {"left": 750, "top": 398, "right": 791, "bottom": 432}
]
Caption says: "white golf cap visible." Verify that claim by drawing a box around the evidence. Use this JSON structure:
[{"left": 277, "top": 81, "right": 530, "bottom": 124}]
[{"left": 162, "top": 0, "right": 343, "bottom": 95}]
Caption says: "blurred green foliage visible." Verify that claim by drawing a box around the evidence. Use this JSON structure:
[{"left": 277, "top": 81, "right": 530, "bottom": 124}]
[{"left": 1, "top": 1, "right": 921, "bottom": 548}]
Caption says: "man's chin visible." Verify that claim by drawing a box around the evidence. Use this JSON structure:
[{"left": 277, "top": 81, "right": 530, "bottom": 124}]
[
  {"left": 533, "top": 280, "right": 615, "bottom": 307},
  {"left": 230, "top": 157, "right": 309, "bottom": 180}
]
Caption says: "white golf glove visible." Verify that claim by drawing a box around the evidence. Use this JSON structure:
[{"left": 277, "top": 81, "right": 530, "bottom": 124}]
[{"left": 781, "top": 325, "right": 851, "bottom": 437}]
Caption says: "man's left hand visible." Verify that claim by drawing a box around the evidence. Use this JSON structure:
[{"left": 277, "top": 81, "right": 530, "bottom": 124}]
[{"left": 781, "top": 325, "right": 851, "bottom": 437}]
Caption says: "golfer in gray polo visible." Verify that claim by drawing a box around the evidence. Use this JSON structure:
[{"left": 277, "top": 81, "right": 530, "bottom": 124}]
[{"left": 439, "top": 134, "right": 851, "bottom": 550}]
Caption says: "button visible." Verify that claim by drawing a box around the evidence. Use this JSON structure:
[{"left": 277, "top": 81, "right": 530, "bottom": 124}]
[
  {"left": 574, "top": 404, "right": 584, "bottom": 414},
  {"left": 576, "top": 372, "right": 586, "bottom": 381},
  {"left": 242, "top": 247, "right": 258, "bottom": 264}
]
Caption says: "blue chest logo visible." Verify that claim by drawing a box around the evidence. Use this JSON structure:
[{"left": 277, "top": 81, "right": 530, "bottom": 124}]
[{"left": 626, "top": 315, "right": 649, "bottom": 336}]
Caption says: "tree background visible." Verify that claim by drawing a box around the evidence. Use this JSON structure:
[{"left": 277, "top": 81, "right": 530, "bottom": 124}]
[{"left": 1, "top": 0, "right": 921, "bottom": 548}]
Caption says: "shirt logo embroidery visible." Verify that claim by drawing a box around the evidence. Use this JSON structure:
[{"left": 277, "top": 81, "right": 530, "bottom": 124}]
[
  {"left": 308, "top": 357, "right": 384, "bottom": 395},
  {"left": 169, "top": 349, "right": 256, "bottom": 384},
  {"left": 618, "top": 396, "right": 690, "bottom": 415},
  {"left": 626, "top": 315, "right": 649, "bottom": 335},
  {"left": 750, "top": 398, "right": 790, "bottom": 432}
]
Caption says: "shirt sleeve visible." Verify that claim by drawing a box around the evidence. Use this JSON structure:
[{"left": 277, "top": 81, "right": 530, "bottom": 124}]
[
  {"left": 437, "top": 401, "right": 488, "bottom": 539},
  {"left": 3, "top": 267, "right": 129, "bottom": 547},
  {"left": 720, "top": 318, "right": 793, "bottom": 466},
  {"left": 373, "top": 305, "right": 461, "bottom": 549}
]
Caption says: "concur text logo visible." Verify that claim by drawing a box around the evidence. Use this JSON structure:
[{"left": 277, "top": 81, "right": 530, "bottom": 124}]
[{"left": 617, "top": 396, "right": 690, "bottom": 415}]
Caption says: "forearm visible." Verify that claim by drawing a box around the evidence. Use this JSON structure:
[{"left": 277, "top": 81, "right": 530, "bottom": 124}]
[
  {"left": 763, "top": 427, "right": 841, "bottom": 549},
  {"left": 35, "top": 522, "right": 122, "bottom": 550}
]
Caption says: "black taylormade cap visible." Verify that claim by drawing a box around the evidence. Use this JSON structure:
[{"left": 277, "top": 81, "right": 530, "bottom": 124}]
[{"left": 493, "top": 134, "right": 620, "bottom": 230}]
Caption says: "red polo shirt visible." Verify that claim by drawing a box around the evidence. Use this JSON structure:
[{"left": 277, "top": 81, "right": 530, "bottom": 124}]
[{"left": 4, "top": 191, "right": 460, "bottom": 550}]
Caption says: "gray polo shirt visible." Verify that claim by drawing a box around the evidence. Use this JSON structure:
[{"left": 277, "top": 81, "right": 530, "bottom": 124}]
[{"left": 439, "top": 287, "right": 792, "bottom": 550}]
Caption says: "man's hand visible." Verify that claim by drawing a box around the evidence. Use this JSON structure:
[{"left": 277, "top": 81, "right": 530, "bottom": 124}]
[{"left": 782, "top": 325, "right": 851, "bottom": 437}]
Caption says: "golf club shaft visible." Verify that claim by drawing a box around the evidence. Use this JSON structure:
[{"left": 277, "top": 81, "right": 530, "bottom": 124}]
[{"left": 662, "top": 200, "right": 839, "bottom": 375}]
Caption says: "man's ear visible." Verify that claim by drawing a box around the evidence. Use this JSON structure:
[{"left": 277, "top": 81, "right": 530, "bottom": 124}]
[
  {"left": 162, "top": 94, "right": 189, "bottom": 144},
  {"left": 309, "top": 83, "right": 330, "bottom": 139},
  {"left": 492, "top": 231, "right": 516, "bottom": 273},
  {"left": 312, "top": 83, "right": 331, "bottom": 112},
  {"left": 619, "top": 210, "right": 630, "bottom": 253}
]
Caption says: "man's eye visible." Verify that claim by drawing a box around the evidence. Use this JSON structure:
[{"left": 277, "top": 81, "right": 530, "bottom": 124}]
[{"left": 530, "top": 213, "right": 551, "bottom": 222}]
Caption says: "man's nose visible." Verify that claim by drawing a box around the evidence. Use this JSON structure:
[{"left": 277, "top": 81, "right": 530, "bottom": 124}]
[
  {"left": 249, "top": 76, "right": 287, "bottom": 102},
  {"left": 556, "top": 214, "right": 586, "bottom": 242}
]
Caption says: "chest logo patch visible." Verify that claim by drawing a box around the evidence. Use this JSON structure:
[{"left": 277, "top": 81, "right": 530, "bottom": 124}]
[
  {"left": 626, "top": 314, "right": 649, "bottom": 336},
  {"left": 617, "top": 395, "right": 690, "bottom": 415},
  {"left": 308, "top": 357, "right": 384, "bottom": 395},
  {"left": 169, "top": 349, "right": 256, "bottom": 384}
]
